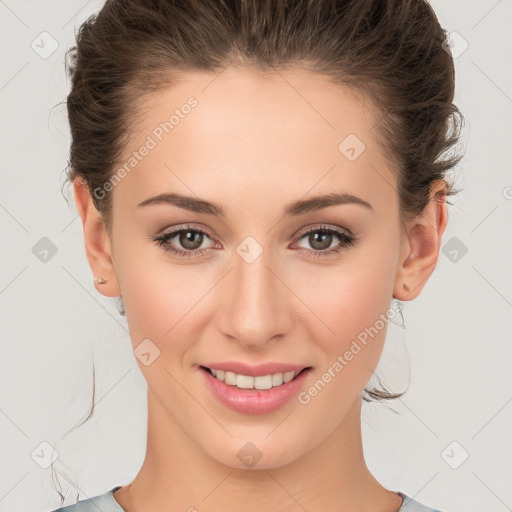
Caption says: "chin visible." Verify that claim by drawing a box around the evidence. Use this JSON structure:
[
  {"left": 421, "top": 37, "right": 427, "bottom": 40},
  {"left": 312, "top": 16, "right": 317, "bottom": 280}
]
[{"left": 206, "top": 436, "right": 305, "bottom": 471}]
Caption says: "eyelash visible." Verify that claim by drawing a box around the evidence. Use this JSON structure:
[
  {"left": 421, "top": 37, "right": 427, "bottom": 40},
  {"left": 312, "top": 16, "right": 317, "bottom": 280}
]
[{"left": 152, "top": 223, "right": 357, "bottom": 259}]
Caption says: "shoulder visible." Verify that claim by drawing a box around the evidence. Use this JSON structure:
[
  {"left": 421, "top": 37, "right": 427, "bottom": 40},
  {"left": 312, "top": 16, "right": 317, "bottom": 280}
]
[
  {"left": 397, "top": 492, "right": 445, "bottom": 512},
  {"left": 50, "top": 486, "right": 123, "bottom": 512}
]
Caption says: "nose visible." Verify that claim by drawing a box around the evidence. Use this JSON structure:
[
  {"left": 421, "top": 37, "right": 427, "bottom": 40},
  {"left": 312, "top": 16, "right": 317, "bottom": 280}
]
[{"left": 216, "top": 247, "right": 292, "bottom": 350}]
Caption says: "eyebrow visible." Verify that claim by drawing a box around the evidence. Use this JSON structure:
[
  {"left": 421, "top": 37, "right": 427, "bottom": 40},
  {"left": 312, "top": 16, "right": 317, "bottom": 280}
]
[{"left": 137, "top": 191, "right": 373, "bottom": 216}]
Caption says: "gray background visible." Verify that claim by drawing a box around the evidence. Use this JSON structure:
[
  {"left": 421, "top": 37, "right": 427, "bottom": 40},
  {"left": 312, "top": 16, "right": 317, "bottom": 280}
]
[{"left": 0, "top": 1, "right": 511, "bottom": 511}]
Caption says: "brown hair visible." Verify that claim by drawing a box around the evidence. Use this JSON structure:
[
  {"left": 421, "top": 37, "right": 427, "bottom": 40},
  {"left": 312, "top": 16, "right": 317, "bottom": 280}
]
[{"left": 55, "top": 0, "right": 464, "bottom": 503}]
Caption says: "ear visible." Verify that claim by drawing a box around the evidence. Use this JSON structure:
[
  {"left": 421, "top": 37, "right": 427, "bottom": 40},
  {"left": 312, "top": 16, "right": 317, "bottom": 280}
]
[
  {"left": 393, "top": 179, "right": 448, "bottom": 301},
  {"left": 73, "top": 178, "right": 121, "bottom": 297}
]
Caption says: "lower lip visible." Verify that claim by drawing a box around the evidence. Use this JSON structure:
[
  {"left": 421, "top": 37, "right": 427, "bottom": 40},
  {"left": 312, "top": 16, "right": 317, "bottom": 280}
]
[{"left": 200, "top": 366, "right": 312, "bottom": 415}]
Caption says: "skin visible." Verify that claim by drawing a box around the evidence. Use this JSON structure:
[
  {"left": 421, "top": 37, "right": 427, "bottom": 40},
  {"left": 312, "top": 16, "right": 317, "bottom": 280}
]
[{"left": 73, "top": 66, "right": 447, "bottom": 512}]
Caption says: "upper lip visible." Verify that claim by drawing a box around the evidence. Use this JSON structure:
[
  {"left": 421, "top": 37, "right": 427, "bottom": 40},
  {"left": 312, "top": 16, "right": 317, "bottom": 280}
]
[{"left": 200, "top": 362, "right": 311, "bottom": 377}]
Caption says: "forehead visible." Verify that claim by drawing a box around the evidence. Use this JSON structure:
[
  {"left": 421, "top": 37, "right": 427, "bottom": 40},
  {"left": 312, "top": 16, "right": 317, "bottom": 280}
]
[{"left": 115, "top": 66, "right": 398, "bottom": 215}]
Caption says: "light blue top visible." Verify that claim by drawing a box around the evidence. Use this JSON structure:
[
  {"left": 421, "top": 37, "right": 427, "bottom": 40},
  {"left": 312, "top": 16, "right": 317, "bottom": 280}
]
[{"left": 51, "top": 486, "right": 444, "bottom": 511}]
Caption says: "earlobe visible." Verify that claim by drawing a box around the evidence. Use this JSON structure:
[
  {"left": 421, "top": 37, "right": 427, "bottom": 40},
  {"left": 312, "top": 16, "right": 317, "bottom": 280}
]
[
  {"left": 72, "top": 178, "right": 121, "bottom": 297},
  {"left": 393, "top": 180, "right": 448, "bottom": 301}
]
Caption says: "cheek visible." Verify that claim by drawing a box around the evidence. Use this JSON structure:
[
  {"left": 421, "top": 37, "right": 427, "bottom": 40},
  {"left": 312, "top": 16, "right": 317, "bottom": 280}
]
[
  {"left": 117, "top": 258, "right": 207, "bottom": 418},
  {"left": 113, "top": 235, "right": 199, "bottom": 359},
  {"left": 292, "top": 229, "right": 401, "bottom": 383}
]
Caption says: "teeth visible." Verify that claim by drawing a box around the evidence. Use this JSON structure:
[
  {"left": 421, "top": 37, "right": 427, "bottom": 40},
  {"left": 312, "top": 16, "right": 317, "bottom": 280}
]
[
  {"left": 209, "top": 368, "right": 302, "bottom": 389},
  {"left": 272, "top": 373, "right": 283, "bottom": 386}
]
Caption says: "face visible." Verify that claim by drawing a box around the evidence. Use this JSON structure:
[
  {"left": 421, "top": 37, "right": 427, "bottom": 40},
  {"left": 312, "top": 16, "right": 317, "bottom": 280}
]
[{"left": 78, "top": 66, "right": 446, "bottom": 470}]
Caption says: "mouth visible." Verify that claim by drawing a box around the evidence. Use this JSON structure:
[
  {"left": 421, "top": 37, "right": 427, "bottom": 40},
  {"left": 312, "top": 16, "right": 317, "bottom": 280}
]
[{"left": 199, "top": 365, "right": 312, "bottom": 390}]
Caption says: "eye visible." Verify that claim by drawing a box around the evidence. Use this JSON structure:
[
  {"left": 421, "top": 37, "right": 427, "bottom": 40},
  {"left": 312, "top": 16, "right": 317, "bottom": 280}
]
[
  {"left": 152, "top": 223, "right": 357, "bottom": 259},
  {"left": 153, "top": 224, "right": 218, "bottom": 258},
  {"left": 293, "top": 224, "right": 357, "bottom": 259}
]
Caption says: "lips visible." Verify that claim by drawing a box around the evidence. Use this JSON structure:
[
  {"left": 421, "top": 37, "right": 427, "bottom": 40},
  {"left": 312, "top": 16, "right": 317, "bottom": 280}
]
[{"left": 199, "top": 364, "right": 313, "bottom": 414}]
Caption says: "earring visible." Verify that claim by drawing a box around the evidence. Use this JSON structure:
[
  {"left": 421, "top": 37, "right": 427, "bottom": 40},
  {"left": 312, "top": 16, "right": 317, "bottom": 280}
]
[{"left": 94, "top": 277, "right": 108, "bottom": 285}]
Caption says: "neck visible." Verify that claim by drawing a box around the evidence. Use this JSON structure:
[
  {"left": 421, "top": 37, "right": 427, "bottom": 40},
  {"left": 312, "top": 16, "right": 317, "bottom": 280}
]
[{"left": 114, "top": 390, "right": 402, "bottom": 512}]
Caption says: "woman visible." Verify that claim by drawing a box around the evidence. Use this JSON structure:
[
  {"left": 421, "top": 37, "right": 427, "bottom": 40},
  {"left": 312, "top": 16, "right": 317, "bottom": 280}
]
[{"left": 51, "top": 0, "right": 464, "bottom": 510}]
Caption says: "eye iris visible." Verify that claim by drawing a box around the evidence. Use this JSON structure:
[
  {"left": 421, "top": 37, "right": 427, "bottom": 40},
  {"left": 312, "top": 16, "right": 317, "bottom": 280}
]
[
  {"left": 180, "top": 230, "right": 203, "bottom": 250},
  {"left": 309, "top": 231, "right": 332, "bottom": 250}
]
